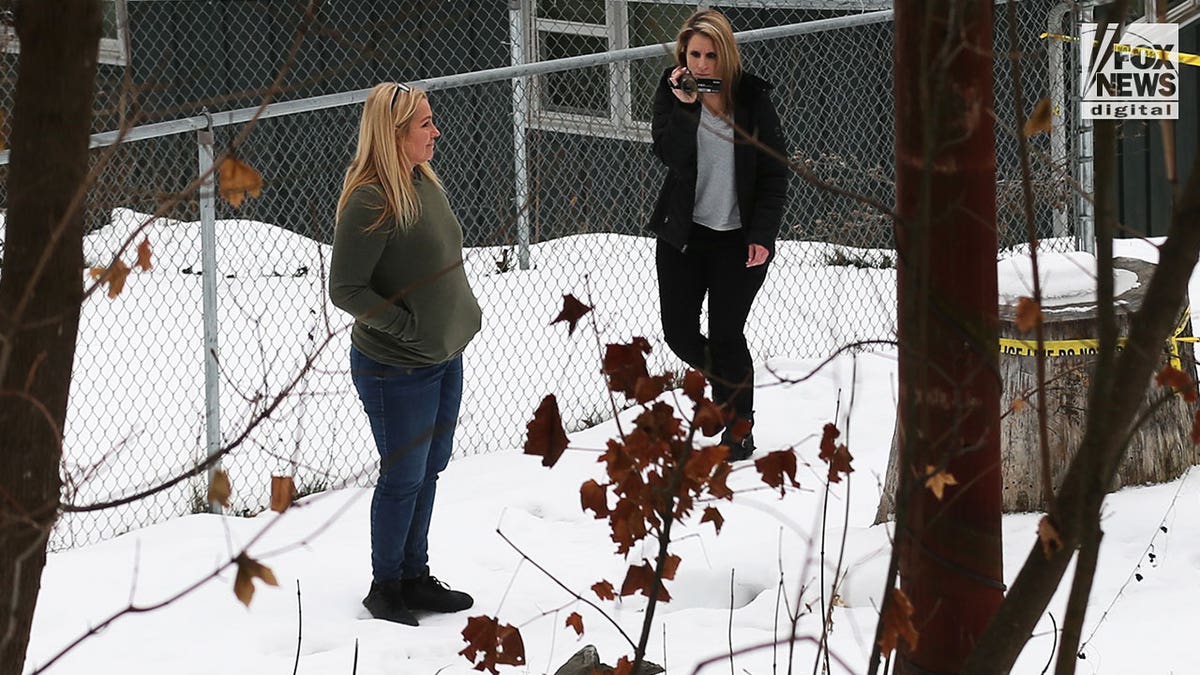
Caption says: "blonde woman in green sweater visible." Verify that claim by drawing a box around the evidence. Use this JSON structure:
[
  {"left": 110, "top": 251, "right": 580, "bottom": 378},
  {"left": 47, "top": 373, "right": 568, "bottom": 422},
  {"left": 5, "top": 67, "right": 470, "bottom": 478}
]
[{"left": 329, "top": 82, "right": 482, "bottom": 626}]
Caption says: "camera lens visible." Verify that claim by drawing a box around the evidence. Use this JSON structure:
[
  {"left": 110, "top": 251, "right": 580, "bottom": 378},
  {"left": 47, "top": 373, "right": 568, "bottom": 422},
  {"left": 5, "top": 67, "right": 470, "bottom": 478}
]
[{"left": 679, "top": 71, "right": 698, "bottom": 95}]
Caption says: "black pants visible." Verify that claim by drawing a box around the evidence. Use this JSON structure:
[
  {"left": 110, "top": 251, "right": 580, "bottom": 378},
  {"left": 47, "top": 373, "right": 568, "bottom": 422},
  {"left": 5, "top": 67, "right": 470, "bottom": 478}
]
[{"left": 656, "top": 226, "right": 768, "bottom": 421}]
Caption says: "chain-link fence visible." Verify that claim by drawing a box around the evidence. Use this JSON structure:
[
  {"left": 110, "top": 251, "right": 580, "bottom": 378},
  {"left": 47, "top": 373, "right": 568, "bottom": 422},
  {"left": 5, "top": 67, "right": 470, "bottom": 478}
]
[{"left": 0, "top": 0, "right": 1081, "bottom": 550}]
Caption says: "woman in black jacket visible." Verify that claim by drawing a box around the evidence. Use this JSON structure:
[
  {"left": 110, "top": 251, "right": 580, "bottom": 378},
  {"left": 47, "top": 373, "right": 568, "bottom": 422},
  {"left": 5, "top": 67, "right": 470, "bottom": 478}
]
[{"left": 649, "top": 8, "right": 789, "bottom": 460}]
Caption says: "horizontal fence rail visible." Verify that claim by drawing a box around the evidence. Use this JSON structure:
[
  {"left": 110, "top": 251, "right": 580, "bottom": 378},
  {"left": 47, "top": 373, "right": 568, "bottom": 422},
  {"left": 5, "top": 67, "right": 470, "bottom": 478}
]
[{"left": 0, "top": 1, "right": 1077, "bottom": 550}]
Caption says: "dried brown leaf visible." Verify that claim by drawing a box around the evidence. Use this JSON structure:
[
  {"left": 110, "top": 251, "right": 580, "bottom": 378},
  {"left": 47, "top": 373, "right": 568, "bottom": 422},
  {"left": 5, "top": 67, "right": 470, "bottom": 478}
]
[
  {"left": 93, "top": 259, "right": 132, "bottom": 298},
  {"left": 633, "top": 375, "right": 668, "bottom": 404},
  {"left": 602, "top": 338, "right": 652, "bottom": 399},
  {"left": 683, "top": 444, "right": 727, "bottom": 486},
  {"left": 218, "top": 156, "right": 263, "bottom": 209},
  {"left": 924, "top": 465, "right": 958, "bottom": 500},
  {"left": 878, "top": 587, "right": 919, "bottom": 656},
  {"left": 580, "top": 478, "right": 609, "bottom": 518},
  {"left": 693, "top": 399, "right": 725, "bottom": 438},
  {"left": 826, "top": 443, "right": 855, "bottom": 484},
  {"left": 591, "top": 580, "right": 616, "bottom": 601},
  {"left": 1022, "top": 97, "right": 1053, "bottom": 138},
  {"left": 700, "top": 506, "right": 725, "bottom": 534},
  {"left": 608, "top": 497, "right": 648, "bottom": 555},
  {"left": 708, "top": 462, "right": 733, "bottom": 500},
  {"left": 619, "top": 561, "right": 670, "bottom": 601},
  {"left": 818, "top": 422, "right": 840, "bottom": 462},
  {"left": 565, "top": 611, "right": 584, "bottom": 636},
  {"left": 755, "top": 450, "right": 801, "bottom": 496},
  {"left": 233, "top": 553, "right": 278, "bottom": 607},
  {"left": 208, "top": 469, "right": 232, "bottom": 507},
  {"left": 661, "top": 554, "right": 681, "bottom": 581},
  {"left": 1038, "top": 515, "right": 1064, "bottom": 559},
  {"left": 270, "top": 475, "right": 296, "bottom": 513},
  {"left": 682, "top": 369, "right": 707, "bottom": 403},
  {"left": 1155, "top": 365, "right": 1196, "bottom": 402},
  {"left": 135, "top": 238, "right": 153, "bottom": 271},
  {"left": 1015, "top": 296, "right": 1042, "bottom": 332},
  {"left": 632, "top": 401, "right": 682, "bottom": 444},
  {"left": 459, "top": 615, "right": 526, "bottom": 674},
  {"left": 549, "top": 294, "right": 592, "bottom": 335},
  {"left": 523, "top": 395, "right": 569, "bottom": 467}
]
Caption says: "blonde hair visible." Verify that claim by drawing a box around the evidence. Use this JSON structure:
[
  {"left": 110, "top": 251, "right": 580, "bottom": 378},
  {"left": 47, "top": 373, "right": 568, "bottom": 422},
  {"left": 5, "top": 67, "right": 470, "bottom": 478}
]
[
  {"left": 336, "top": 82, "right": 443, "bottom": 233},
  {"left": 674, "top": 9, "right": 742, "bottom": 113}
]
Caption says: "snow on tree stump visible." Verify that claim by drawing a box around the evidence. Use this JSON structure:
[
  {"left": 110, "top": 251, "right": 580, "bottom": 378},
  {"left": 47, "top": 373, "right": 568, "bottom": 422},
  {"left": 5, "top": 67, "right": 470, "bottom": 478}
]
[
  {"left": 875, "top": 255, "right": 1199, "bottom": 522},
  {"left": 996, "top": 255, "right": 1197, "bottom": 512}
]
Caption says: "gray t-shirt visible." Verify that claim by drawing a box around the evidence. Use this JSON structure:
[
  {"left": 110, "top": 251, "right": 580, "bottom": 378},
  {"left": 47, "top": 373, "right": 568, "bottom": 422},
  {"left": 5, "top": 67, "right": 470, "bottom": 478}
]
[{"left": 692, "top": 105, "right": 741, "bottom": 231}]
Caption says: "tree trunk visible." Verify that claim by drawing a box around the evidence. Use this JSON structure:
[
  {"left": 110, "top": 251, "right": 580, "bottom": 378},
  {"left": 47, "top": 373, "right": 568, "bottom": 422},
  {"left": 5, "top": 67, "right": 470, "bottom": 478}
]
[
  {"left": 889, "top": 2, "right": 1003, "bottom": 672},
  {"left": 997, "top": 257, "right": 1198, "bottom": 512},
  {"left": 0, "top": 2, "right": 101, "bottom": 673}
]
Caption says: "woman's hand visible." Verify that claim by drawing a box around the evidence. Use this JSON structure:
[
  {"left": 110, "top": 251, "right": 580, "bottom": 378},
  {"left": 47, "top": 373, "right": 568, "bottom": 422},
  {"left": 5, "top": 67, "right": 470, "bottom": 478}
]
[
  {"left": 746, "top": 244, "right": 769, "bottom": 267},
  {"left": 669, "top": 66, "right": 698, "bottom": 104}
]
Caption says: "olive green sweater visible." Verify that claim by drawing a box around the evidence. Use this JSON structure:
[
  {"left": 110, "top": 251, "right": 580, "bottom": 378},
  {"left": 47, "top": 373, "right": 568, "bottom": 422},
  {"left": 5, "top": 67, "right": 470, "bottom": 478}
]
[{"left": 329, "top": 178, "right": 482, "bottom": 367}]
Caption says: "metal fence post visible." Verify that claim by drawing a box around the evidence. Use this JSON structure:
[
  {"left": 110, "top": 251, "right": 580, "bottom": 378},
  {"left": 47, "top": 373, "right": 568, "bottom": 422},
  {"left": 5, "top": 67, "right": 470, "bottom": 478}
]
[
  {"left": 1048, "top": 2, "right": 1072, "bottom": 239},
  {"left": 197, "top": 112, "right": 224, "bottom": 513},
  {"left": 1075, "top": 3, "right": 1096, "bottom": 254},
  {"left": 510, "top": 0, "right": 531, "bottom": 270}
]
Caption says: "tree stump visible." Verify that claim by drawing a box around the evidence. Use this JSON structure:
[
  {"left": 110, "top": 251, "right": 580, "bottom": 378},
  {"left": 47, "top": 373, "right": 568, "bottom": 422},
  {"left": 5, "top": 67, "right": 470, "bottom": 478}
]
[
  {"left": 876, "top": 256, "right": 1200, "bottom": 521},
  {"left": 553, "top": 645, "right": 665, "bottom": 675}
]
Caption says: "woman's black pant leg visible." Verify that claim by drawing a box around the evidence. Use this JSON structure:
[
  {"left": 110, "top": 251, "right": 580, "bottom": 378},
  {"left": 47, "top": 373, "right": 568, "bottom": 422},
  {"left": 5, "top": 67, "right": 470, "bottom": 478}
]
[
  {"left": 656, "top": 238, "right": 709, "bottom": 370},
  {"left": 707, "top": 248, "right": 768, "bottom": 420}
]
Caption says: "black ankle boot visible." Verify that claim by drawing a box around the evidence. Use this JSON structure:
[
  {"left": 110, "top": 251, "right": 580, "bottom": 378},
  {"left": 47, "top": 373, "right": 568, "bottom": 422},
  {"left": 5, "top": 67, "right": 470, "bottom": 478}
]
[
  {"left": 401, "top": 574, "right": 474, "bottom": 613},
  {"left": 363, "top": 579, "right": 418, "bottom": 626},
  {"left": 720, "top": 417, "right": 755, "bottom": 461},
  {"left": 721, "top": 429, "right": 755, "bottom": 461}
]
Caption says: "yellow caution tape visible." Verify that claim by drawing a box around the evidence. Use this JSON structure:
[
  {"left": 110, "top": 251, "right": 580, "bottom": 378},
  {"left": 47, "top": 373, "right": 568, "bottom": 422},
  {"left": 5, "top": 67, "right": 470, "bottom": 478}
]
[
  {"left": 998, "top": 336, "right": 1126, "bottom": 357},
  {"left": 1000, "top": 309, "right": 1194, "bottom": 371},
  {"left": 1041, "top": 31, "right": 1200, "bottom": 68},
  {"left": 1166, "top": 307, "right": 1192, "bottom": 371}
]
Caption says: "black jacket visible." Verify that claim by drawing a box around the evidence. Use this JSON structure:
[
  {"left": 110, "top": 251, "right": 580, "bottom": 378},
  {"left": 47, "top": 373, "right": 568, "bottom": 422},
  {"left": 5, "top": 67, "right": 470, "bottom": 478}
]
[{"left": 648, "top": 67, "right": 789, "bottom": 257}]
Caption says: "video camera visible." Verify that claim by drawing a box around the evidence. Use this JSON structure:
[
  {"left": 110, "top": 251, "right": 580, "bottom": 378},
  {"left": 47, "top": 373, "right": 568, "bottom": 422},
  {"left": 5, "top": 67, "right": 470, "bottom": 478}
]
[{"left": 671, "top": 70, "right": 721, "bottom": 95}]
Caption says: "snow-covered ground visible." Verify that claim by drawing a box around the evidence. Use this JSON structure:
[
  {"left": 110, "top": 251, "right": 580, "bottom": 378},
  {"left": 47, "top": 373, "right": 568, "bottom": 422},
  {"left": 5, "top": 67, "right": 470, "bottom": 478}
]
[
  {"left": 5, "top": 210, "right": 1199, "bottom": 673},
  {"left": 23, "top": 352, "right": 1200, "bottom": 674}
]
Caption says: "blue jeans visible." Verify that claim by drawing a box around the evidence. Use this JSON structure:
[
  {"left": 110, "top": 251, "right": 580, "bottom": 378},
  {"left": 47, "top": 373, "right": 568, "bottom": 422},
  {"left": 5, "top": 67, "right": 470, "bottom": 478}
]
[{"left": 350, "top": 346, "right": 463, "bottom": 582}]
